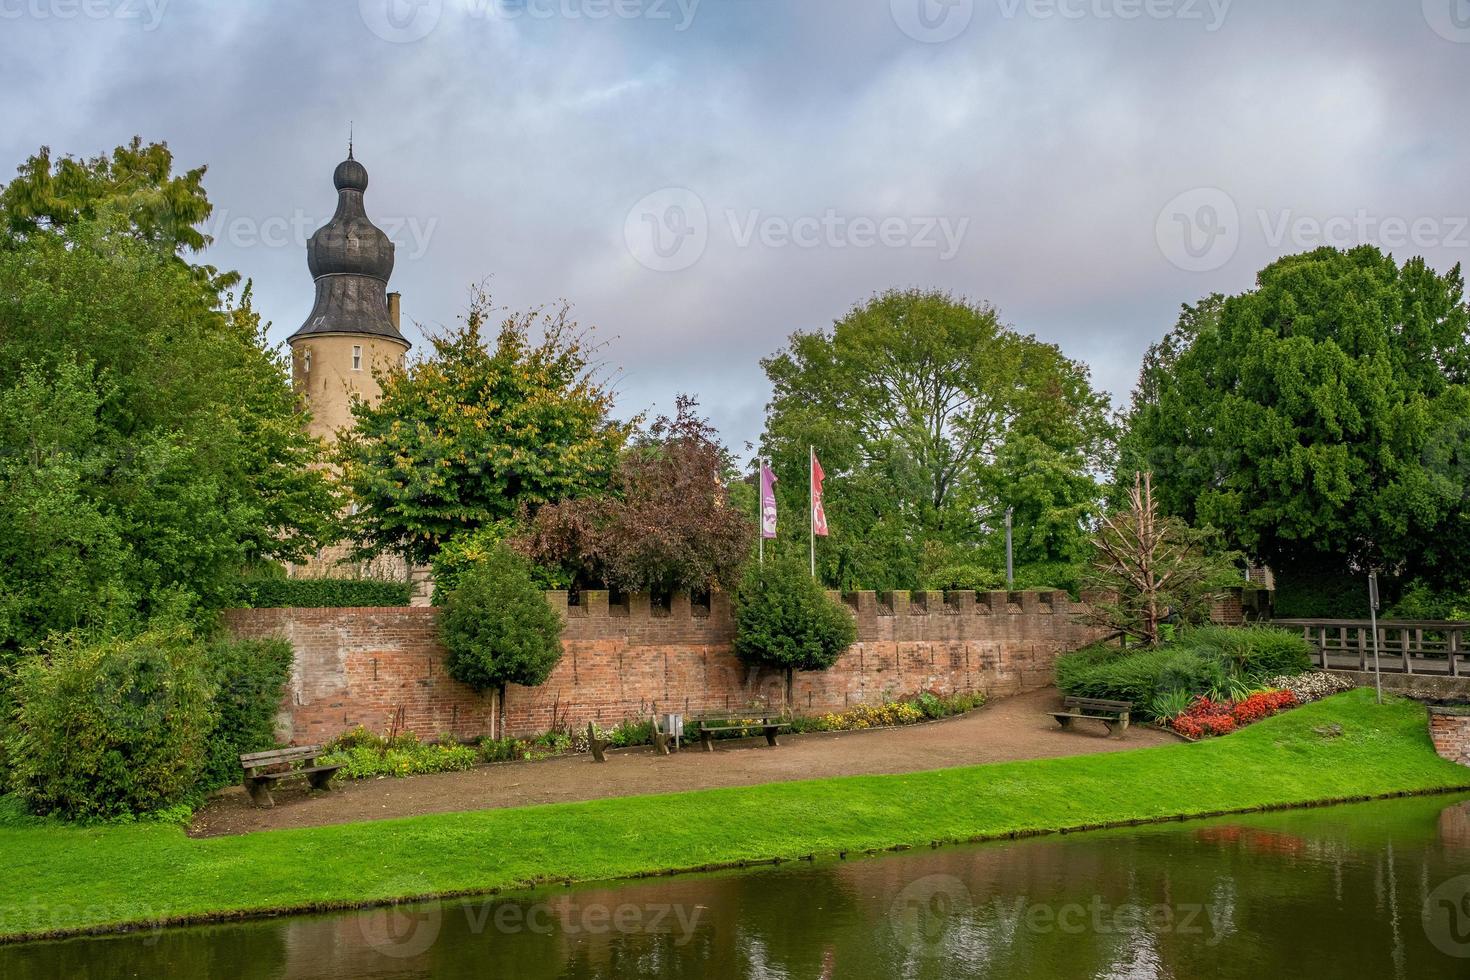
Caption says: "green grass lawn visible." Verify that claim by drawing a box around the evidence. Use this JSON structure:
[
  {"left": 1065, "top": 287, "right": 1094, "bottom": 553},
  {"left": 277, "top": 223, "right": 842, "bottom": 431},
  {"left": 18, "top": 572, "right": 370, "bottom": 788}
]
[{"left": 2, "top": 688, "right": 1467, "bottom": 942}]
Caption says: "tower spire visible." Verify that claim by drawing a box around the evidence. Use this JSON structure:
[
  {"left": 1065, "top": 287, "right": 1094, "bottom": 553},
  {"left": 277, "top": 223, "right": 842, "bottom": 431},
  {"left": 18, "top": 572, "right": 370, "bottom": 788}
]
[{"left": 348, "top": 121, "right": 354, "bottom": 160}]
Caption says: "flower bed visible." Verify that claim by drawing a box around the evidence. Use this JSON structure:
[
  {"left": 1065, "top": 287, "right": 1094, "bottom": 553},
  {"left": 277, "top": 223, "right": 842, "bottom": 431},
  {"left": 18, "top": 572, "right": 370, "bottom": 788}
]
[{"left": 1170, "top": 689, "right": 1299, "bottom": 740}]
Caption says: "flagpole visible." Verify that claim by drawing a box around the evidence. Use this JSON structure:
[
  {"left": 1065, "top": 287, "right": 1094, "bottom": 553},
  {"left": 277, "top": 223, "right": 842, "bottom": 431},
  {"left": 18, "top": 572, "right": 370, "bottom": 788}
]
[
  {"left": 809, "top": 445, "right": 816, "bottom": 578},
  {"left": 757, "top": 457, "right": 765, "bottom": 567}
]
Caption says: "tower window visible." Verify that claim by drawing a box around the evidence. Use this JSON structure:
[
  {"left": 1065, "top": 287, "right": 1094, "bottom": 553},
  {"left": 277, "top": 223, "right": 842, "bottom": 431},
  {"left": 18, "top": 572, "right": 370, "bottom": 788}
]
[
  {"left": 352, "top": 345, "right": 363, "bottom": 371},
  {"left": 303, "top": 349, "right": 311, "bottom": 374}
]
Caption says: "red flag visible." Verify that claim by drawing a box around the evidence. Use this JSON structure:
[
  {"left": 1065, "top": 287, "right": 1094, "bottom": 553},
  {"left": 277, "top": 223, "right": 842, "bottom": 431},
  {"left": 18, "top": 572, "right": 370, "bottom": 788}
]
[{"left": 811, "top": 451, "right": 829, "bottom": 537}]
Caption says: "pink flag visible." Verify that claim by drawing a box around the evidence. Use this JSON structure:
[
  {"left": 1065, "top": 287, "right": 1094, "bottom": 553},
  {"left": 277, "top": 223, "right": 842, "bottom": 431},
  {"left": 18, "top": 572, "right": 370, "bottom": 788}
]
[
  {"left": 811, "top": 452, "right": 829, "bottom": 537},
  {"left": 760, "top": 461, "right": 778, "bottom": 539}
]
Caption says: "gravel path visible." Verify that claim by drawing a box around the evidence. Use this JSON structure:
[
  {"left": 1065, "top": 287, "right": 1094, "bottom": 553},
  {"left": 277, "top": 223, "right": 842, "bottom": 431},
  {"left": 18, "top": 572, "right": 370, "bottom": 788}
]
[{"left": 191, "top": 687, "right": 1176, "bottom": 838}]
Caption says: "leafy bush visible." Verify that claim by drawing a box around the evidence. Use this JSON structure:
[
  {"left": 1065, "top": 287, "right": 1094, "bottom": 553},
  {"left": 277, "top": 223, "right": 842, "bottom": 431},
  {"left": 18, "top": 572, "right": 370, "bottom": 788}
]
[
  {"left": 1056, "top": 644, "right": 1227, "bottom": 713},
  {"left": 1183, "top": 626, "right": 1313, "bottom": 680},
  {"left": 1058, "top": 627, "right": 1312, "bottom": 719},
  {"left": 1148, "top": 688, "right": 1194, "bottom": 722},
  {"left": 922, "top": 564, "right": 1004, "bottom": 592},
  {"left": 320, "top": 727, "right": 478, "bottom": 779},
  {"left": 440, "top": 544, "right": 564, "bottom": 731},
  {"left": 199, "top": 637, "right": 293, "bottom": 791},
  {"left": 236, "top": 577, "right": 410, "bottom": 609},
  {"left": 4, "top": 628, "right": 215, "bottom": 819},
  {"left": 606, "top": 719, "right": 654, "bottom": 748},
  {"left": 733, "top": 555, "right": 857, "bottom": 686},
  {"left": 432, "top": 521, "right": 567, "bottom": 604},
  {"left": 1386, "top": 579, "right": 1470, "bottom": 620},
  {"left": 1011, "top": 561, "right": 1086, "bottom": 598}
]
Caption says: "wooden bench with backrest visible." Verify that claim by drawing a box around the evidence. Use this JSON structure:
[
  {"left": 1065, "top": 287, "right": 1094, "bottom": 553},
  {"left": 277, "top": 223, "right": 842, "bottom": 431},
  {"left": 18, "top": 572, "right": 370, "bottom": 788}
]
[
  {"left": 240, "top": 745, "right": 343, "bottom": 807},
  {"left": 693, "top": 713, "right": 791, "bottom": 752},
  {"left": 1051, "top": 697, "right": 1132, "bottom": 738}
]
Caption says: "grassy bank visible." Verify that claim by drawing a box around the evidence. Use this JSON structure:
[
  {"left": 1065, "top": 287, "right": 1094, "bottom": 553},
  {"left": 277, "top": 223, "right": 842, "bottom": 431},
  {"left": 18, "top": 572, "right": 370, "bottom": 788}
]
[{"left": 3, "top": 689, "right": 1467, "bottom": 942}]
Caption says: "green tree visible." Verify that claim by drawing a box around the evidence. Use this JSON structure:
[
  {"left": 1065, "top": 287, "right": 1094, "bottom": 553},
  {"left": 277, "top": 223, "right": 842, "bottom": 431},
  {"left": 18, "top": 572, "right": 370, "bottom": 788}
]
[
  {"left": 439, "top": 544, "right": 565, "bottom": 738},
  {"left": 0, "top": 136, "right": 235, "bottom": 288},
  {"left": 760, "top": 288, "right": 1113, "bottom": 589},
  {"left": 1122, "top": 246, "right": 1470, "bottom": 589},
  {"left": 733, "top": 554, "right": 857, "bottom": 708},
  {"left": 0, "top": 216, "right": 337, "bottom": 653},
  {"left": 340, "top": 288, "right": 629, "bottom": 566}
]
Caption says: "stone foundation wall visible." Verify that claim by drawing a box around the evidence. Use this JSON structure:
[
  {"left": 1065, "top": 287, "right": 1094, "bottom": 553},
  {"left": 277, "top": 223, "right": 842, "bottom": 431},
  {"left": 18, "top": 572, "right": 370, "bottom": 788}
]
[{"left": 224, "top": 589, "right": 1104, "bottom": 743}]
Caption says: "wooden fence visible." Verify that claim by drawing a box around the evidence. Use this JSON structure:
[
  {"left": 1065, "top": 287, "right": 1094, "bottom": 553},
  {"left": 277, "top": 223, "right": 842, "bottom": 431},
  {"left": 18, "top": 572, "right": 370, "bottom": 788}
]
[{"left": 1274, "top": 619, "right": 1470, "bottom": 677}]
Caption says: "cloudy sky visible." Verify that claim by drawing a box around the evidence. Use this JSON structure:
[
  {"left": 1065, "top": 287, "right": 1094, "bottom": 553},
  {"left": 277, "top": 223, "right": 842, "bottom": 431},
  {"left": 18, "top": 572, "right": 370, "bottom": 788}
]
[{"left": 4, "top": 0, "right": 1469, "bottom": 455}]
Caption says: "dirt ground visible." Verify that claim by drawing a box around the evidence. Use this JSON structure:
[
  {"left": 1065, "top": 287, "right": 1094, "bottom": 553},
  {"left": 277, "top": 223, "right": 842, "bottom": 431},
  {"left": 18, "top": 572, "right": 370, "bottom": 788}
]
[{"left": 191, "top": 687, "right": 1175, "bottom": 838}]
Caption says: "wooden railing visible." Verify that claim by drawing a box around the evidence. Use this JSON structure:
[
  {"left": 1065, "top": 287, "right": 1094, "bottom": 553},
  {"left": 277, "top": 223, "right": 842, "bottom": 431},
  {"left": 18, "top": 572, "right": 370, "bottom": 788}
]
[{"left": 1273, "top": 619, "right": 1470, "bottom": 677}]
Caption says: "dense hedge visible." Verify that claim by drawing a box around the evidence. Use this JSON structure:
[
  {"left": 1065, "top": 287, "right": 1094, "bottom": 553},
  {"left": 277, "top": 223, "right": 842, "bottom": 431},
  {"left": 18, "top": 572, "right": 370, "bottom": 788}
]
[
  {"left": 235, "top": 577, "right": 411, "bottom": 609},
  {"left": 200, "top": 637, "right": 294, "bottom": 792}
]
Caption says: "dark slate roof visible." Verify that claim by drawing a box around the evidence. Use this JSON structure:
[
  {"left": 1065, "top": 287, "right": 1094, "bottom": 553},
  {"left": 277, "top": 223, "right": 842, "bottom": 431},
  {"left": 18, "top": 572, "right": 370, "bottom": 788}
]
[{"left": 288, "top": 153, "right": 409, "bottom": 346}]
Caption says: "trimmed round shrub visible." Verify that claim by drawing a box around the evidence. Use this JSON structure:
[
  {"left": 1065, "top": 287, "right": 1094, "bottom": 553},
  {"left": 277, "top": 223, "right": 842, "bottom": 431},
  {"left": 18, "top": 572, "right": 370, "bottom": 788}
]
[
  {"left": 440, "top": 543, "right": 564, "bottom": 698},
  {"left": 1182, "top": 625, "right": 1313, "bottom": 680},
  {"left": 733, "top": 555, "right": 857, "bottom": 681},
  {"left": 4, "top": 628, "right": 215, "bottom": 819}
]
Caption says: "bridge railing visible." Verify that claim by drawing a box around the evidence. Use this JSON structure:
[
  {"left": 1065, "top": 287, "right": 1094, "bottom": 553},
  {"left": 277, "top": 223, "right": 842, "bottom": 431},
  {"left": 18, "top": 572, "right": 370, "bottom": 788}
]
[{"left": 1272, "top": 619, "right": 1470, "bottom": 677}]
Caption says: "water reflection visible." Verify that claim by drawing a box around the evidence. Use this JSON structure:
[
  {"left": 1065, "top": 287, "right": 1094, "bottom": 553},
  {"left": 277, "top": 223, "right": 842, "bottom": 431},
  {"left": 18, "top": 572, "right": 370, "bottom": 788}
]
[{"left": 5, "top": 796, "right": 1470, "bottom": 979}]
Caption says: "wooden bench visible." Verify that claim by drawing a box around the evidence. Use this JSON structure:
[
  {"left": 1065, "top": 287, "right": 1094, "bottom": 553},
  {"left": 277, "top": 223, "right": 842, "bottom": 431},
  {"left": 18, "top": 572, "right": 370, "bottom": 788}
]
[
  {"left": 1051, "top": 697, "right": 1132, "bottom": 738},
  {"left": 587, "top": 722, "right": 612, "bottom": 763},
  {"left": 240, "top": 745, "right": 343, "bottom": 807},
  {"left": 693, "top": 714, "right": 791, "bottom": 752}
]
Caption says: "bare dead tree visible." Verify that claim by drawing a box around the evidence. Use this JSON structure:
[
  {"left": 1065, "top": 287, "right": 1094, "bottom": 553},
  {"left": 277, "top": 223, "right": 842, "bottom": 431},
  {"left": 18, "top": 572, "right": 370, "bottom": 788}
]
[{"left": 1084, "top": 472, "right": 1233, "bottom": 646}]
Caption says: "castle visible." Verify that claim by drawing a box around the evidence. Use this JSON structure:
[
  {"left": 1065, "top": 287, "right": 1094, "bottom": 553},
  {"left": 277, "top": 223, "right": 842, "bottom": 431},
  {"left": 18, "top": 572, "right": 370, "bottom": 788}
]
[{"left": 286, "top": 150, "right": 422, "bottom": 593}]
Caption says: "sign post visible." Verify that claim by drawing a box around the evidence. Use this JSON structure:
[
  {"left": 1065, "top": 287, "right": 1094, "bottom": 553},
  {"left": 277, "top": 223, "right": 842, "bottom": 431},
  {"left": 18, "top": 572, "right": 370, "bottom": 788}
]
[{"left": 1368, "top": 571, "right": 1383, "bottom": 705}]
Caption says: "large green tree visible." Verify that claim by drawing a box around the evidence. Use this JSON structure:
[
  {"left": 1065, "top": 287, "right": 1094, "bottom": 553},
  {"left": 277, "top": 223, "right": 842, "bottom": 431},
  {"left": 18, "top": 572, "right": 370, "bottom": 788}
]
[
  {"left": 0, "top": 143, "right": 338, "bottom": 655},
  {"left": 339, "top": 289, "right": 630, "bottom": 565},
  {"left": 1122, "top": 246, "right": 1470, "bottom": 588},
  {"left": 760, "top": 288, "right": 1113, "bottom": 589}
]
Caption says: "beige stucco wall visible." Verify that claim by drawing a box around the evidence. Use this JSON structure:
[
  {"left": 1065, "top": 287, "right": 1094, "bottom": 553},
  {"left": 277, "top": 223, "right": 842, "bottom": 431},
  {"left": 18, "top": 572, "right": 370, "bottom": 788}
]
[{"left": 290, "top": 334, "right": 409, "bottom": 442}]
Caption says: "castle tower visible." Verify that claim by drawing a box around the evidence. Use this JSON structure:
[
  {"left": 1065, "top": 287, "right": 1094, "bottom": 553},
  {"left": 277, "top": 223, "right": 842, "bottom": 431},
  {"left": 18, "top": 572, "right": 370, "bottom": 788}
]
[{"left": 288, "top": 150, "right": 410, "bottom": 441}]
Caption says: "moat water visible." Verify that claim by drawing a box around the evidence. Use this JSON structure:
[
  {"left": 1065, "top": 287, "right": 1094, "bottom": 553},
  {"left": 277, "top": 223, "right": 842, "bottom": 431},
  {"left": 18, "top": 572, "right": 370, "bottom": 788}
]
[{"left": 6, "top": 795, "right": 1470, "bottom": 979}]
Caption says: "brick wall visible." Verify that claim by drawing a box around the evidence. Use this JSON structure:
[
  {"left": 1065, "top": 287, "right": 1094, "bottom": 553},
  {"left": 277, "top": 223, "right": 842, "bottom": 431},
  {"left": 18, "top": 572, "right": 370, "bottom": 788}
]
[
  {"left": 223, "top": 589, "right": 1104, "bottom": 743},
  {"left": 1429, "top": 708, "right": 1470, "bottom": 768}
]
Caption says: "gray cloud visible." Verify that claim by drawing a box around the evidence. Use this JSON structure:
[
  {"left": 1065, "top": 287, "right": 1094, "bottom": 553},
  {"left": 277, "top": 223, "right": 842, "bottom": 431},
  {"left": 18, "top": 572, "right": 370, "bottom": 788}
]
[{"left": 3, "top": 0, "right": 1468, "bottom": 455}]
